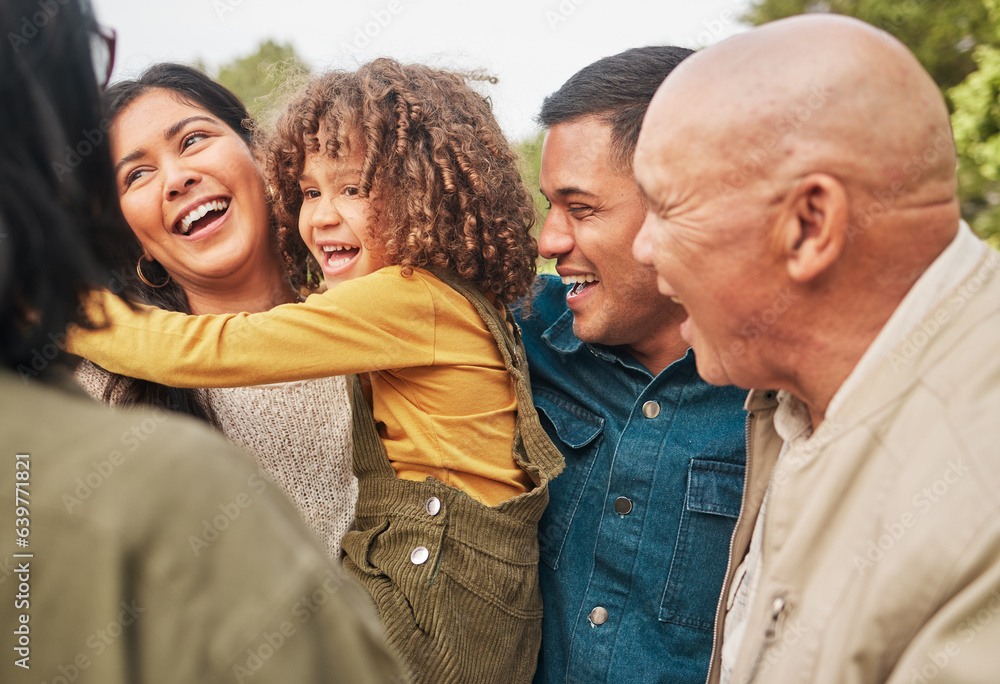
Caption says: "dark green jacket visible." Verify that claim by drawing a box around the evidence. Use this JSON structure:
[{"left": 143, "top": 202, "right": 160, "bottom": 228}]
[{"left": 1, "top": 368, "right": 403, "bottom": 684}]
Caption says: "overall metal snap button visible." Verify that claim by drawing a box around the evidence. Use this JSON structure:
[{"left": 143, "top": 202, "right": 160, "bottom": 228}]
[
  {"left": 425, "top": 497, "right": 441, "bottom": 516},
  {"left": 614, "top": 496, "right": 633, "bottom": 515},
  {"left": 410, "top": 546, "right": 430, "bottom": 565}
]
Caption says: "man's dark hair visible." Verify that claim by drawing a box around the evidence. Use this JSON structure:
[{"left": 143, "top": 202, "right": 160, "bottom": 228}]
[
  {"left": 538, "top": 45, "right": 694, "bottom": 172},
  {"left": 0, "top": 0, "right": 132, "bottom": 372}
]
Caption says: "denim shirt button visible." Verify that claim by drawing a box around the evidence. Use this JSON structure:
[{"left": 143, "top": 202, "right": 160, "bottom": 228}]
[
  {"left": 614, "top": 496, "right": 633, "bottom": 515},
  {"left": 588, "top": 606, "right": 609, "bottom": 626},
  {"left": 642, "top": 400, "right": 660, "bottom": 419}
]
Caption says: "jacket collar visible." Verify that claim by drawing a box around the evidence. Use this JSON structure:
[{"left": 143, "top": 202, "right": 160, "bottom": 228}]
[
  {"left": 745, "top": 388, "right": 780, "bottom": 412},
  {"left": 833, "top": 248, "right": 999, "bottom": 423},
  {"left": 539, "top": 306, "right": 702, "bottom": 380},
  {"left": 541, "top": 308, "right": 623, "bottom": 365},
  {"left": 761, "top": 247, "right": 1000, "bottom": 454},
  {"left": 541, "top": 308, "right": 583, "bottom": 354}
]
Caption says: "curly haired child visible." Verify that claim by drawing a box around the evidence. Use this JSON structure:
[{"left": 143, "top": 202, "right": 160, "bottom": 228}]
[{"left": 69, "top": 58, "right": 564, "bottom": 684}]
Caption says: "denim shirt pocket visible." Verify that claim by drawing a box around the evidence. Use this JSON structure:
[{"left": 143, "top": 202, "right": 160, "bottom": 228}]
[
  {"left": 533, "top": 389, "right": 605, "bottom": 571},
  {"left": 659, "top": 458, "right": 745, "bottom": 629}
]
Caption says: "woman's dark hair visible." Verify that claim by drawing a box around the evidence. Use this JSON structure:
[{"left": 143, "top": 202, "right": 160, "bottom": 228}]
[
  {"left": 0, "top": 0, "right": 133, "bottom": 373},
  {"left": 97, "top": 64, "right": 260, "bottom": 424}
]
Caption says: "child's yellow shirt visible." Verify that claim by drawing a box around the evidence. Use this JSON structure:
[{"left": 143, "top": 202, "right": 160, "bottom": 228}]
[{"left": 68, "top": 266, "right": 533, "bottom": 505}]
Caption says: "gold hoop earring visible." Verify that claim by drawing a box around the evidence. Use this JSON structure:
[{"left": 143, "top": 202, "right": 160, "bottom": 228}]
[{"left": 136, "top": 253, "right": 171, "bottom": 288}]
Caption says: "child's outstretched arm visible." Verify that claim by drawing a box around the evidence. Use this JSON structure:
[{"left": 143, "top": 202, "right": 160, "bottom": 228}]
[{"left": 66, "top": 268, "right": 436, "bottom": 388}]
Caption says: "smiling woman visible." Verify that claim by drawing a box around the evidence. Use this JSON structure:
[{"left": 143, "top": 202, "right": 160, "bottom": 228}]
[
  {"left": 111, "top": 88, "right": 282, "bottom": 305},
  {"left": 74, "top": 64, "right": 357, "bottom": 558}
]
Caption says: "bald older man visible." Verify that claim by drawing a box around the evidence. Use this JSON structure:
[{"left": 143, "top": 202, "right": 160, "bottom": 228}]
[{"left": 633, "top": 15, "right": 1000, "bottom": 684}]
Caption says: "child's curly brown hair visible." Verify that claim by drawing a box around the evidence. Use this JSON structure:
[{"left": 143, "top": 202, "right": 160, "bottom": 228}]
[{"left": 267, "top": 58, "right": 538, "bottom": 305}]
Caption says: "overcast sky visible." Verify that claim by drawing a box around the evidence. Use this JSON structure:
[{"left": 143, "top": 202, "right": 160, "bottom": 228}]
[{"left": 90, "top": 0, "right": 751, "bottom": 140}]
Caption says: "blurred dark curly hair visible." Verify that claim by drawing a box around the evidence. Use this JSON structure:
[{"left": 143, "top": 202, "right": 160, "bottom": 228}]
[{"left": 266, "top": 58, "right": 537, "bottom": 305}]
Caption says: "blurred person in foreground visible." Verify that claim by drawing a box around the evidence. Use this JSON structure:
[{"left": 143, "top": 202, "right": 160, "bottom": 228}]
[
  {"left": 633, "top": 14, "right": 1000, "bottom": 684},
  {"left": 0, "top": 0, "right": 402, "bottom": 682}
]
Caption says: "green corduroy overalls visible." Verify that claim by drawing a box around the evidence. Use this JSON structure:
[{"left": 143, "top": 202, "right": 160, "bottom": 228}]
[{"left": 341, "top": 268, "right": 565, "bottom": 684}]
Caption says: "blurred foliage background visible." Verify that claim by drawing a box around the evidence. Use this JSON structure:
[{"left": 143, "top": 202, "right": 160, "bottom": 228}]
[
  {"left": 201, "top": 3, "right": 1000, "bottom": 254},
  {"left": 195, "top": 40, "right": 311, "bottom": 125},
  {"left": 743, "top": 0, "right": 1000, "bottom": 248}
]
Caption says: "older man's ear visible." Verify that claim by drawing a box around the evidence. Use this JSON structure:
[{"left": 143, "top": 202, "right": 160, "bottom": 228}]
[{"left": 780, "top": 173, "right": 849, "bottom": 283}]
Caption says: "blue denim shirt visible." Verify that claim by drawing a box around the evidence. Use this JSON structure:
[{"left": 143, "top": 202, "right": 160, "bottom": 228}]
[{"left": 514, "top": 275, "right": 748, "bottom": 684}]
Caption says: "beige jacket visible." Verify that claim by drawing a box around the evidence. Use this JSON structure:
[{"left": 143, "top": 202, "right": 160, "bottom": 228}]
[{"left": 709, "top": 247, "right": 1000, "bottom": 683}]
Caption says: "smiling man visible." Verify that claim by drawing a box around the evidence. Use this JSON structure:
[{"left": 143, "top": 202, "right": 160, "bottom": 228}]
[
  {"left": 633, "top": 15, "right": 1000, "bottom": 684},
  {"left": 513, "top": 47, "right": 748, "bottom": 684}
]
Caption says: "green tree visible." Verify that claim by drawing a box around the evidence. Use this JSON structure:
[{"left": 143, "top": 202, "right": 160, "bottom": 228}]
[
  {"left": 950, "top": 0, "right": 1000, "bottom": 246},
  {"left": 515, "top": 131, "right": 547, "bottom": 224},
  {"left": 742, "top": 0, "right": 991, "bottom": 90},
  {"left": 211, "top": 40, "right": 311, "bottom": 123},
  {"left": 515, "top": 130, "right": 557, "bottom": 274},
  {"left": 743, "top": 0, "right": 1000, "bottom": 246}
]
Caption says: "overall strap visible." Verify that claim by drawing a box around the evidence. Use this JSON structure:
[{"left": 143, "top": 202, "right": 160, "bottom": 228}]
[
  {"left": 424, "top": 267, "right": 564, "bottom": 488},
  {"left": 424, "top": 267, "right": 521, "bottom": 373},
  {"left": 348, "top": 267, "right": 564, "bottom": 487},
  {"left": 347, "top": 373, "right": 395, "bottom": 478}
]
